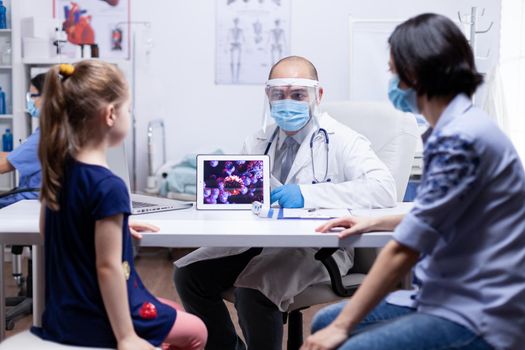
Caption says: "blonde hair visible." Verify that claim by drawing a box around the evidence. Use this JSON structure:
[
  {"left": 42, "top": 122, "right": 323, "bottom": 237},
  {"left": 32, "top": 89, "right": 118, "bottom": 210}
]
[{"left": 39, "top": 60, "right": 128, "bottom": 211}]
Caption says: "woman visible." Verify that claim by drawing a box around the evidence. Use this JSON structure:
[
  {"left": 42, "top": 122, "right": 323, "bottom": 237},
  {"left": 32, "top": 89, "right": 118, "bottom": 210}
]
[
  {"left": 0, "top": 73, "right": 46, "bottom": 207},
  {"left": 302, "top": 13, "right": 525, "bottom": 350}
]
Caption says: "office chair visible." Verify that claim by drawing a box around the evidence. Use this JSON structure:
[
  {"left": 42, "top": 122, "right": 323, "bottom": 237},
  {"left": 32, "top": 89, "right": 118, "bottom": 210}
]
[
  {"left": 223, "top": 101, "right": 420, "bottom": 349},
  {"left": 5, "top": 246, "right": 32, "bottom": 330},
  {"left": 0, "top": 187, "right": 39, "bottom": 330},
  {"left": 221, "top": 247, "right": 376, "bottom": 349}
]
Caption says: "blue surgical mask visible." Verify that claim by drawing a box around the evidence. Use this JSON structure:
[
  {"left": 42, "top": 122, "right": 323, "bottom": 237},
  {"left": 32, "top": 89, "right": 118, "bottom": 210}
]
[
  {"left": 26, "top": 98, "right": 40, "bottom": 118},
  {"left": 270, "top": 99, "right": 310, "bottom": 132},
  {"left": 388, "top": 75, "right": 419, "bottom": 114}
]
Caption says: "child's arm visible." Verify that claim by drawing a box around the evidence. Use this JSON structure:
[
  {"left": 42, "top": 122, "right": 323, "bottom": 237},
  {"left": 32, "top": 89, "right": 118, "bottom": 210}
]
[
  {"left": 95, "top": 214, "right": 154, "bottom": 350},
  {"left": 128, "top": 221, "right": 159, "bottom": 240}
]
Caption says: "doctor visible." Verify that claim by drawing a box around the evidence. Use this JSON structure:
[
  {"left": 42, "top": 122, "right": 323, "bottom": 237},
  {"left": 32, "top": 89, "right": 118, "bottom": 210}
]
[
  {"left": 0, "top": 73, "right": 46, "bottom": 208},
  {"left": 175, "top": 56, "right": 396, "bottom": 350}
]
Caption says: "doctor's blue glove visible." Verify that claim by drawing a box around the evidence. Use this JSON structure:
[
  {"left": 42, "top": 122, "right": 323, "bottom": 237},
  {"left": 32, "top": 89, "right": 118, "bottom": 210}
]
[{"left": 270, "top": 184, "right": 304, "bottom": 208}]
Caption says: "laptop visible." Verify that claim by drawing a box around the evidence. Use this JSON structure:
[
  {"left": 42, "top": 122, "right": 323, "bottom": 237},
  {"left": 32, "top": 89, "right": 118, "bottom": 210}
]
[{"left": 107, "top": 145, "right": 193, "bottom": 215}]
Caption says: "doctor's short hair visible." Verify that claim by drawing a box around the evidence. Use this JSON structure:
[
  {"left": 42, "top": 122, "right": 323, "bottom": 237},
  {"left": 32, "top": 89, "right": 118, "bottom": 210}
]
[
  {"left": 268, "top": 56, "right": 319, "bottom": 81},
  {"left": 389, "top": 13, "right": 483, "bottom": 99}
]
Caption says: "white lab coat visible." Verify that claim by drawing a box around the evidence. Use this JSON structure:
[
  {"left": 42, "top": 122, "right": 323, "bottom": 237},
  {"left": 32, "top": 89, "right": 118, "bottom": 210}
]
[{"left": 176, "top": 113, "right": 396, "bottom": 311}]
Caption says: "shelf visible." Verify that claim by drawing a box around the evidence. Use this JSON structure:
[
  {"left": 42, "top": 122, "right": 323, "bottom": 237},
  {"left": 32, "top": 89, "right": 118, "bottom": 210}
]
[
  {"left": 23, "top": 56, "right": 127, "bottom": 65},
  {"left": 0, "top": 2, "right": 17, "bottom": 192},
  {"left": 23, "top": 57, "right": 71, "bottom": 65}
]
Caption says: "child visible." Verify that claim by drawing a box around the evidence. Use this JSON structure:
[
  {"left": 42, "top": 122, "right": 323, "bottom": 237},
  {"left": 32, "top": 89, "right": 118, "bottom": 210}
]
[{"left": 32, "top": 60, "right": 207, "bottom": 350}]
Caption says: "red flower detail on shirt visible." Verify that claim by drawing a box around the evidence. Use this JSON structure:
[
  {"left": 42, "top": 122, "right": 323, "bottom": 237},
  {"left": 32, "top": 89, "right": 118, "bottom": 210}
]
[{"left": 139, "top": 302, "right": 157, "bottom": 320}]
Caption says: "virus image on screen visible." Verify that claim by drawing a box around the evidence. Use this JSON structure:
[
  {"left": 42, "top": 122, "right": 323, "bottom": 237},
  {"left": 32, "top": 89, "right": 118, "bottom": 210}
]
[{"left": 203, "top": 160, "right": 264, "bottom": 204}]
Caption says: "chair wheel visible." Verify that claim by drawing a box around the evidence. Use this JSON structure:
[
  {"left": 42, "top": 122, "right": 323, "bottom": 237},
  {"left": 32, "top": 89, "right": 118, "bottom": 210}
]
[{"left": 6, "top": 320, "right": 15, "bottom": 331}]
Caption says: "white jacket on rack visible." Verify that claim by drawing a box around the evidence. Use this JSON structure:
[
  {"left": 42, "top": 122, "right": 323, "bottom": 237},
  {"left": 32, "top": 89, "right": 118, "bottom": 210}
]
[{"left": 482, "top": 64, "right": 509, "bottom": 133}]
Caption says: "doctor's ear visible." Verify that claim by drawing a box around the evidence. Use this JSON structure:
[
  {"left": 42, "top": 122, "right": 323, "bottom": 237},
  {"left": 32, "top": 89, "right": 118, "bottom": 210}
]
[
  {"left": 103, "top": 104, "right": 117, "bottom": 127},
  {"left": 317, "top": 87, "right": 324, "bottom": 103}
]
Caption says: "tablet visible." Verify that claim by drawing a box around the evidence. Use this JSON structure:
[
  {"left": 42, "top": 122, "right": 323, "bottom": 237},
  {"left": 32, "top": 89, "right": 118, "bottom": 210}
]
[{"left": 196, "top": 155, "right": 271, "bottom": 210}]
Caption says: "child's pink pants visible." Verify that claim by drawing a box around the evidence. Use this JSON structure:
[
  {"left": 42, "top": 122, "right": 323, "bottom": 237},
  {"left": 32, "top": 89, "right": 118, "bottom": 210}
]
[{"left": 157, "top": 297, "right": 207, "bottom": 350}]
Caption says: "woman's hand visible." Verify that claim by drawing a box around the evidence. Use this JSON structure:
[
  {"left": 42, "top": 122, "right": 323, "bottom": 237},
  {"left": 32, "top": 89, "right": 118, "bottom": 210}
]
[
  {"left": 301, "top": 324, "right": 349, "bottom": 350},
  {"left": 118, "top": 333, "right": 155, "bottom": 350},
  {"left": 128, "top": 221, "right": 160, "bottom": 240},
  {"left": 315, "top": 216, "right": 378, "bottom": 238}
]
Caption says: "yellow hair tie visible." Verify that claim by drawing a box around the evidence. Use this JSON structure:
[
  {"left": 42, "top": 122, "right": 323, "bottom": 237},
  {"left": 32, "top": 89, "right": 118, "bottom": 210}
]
[{"left": 59, "top": 63, "right": 75, "bottom": 77}]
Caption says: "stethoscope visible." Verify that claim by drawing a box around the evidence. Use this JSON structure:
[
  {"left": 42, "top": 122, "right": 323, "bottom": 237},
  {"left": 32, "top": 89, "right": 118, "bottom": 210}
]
[{"left": 264, "top": 126, "right": 331, "bottom": 184}]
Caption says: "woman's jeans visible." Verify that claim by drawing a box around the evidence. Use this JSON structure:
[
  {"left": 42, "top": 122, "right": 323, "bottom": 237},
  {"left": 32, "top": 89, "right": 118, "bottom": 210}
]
[{"left": 311, "top": 300, "right": 493, "bottom": 350}]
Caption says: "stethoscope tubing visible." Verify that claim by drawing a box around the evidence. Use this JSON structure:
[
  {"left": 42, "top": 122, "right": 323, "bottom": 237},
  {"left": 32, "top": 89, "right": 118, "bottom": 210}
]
[
  {"left": 264, "top": 126, "right": 330, "bottom": 184},
  {"left": 310, "top": 128, "right": 330, "bottom": 184}
]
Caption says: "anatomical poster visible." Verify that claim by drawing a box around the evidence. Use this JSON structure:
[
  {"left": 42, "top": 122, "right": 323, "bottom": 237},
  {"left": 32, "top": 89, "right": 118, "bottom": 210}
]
[
  {"left": 53, "top": 0, "right": 130, "bottom": 59},
  {"left": 216, "top": 0, "right": 291, "bottom": 85}
]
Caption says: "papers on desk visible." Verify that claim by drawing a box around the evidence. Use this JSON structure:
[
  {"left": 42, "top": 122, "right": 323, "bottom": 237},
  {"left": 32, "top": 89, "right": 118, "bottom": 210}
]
[
  {"left": 282, "top": 208, "right": 351, "bottom": 219},
  {"left": 262, "top": 208, "right": 351, "bottom": 220}
]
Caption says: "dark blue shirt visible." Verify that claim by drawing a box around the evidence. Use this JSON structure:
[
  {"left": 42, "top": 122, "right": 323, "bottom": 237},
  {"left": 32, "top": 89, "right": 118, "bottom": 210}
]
[{"left": 32, "top": 160, "right": 176, "bottom": 347}]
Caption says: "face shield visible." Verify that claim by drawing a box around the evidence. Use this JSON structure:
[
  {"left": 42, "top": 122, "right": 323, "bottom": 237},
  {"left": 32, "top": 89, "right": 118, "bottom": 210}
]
[{"left": 261, "top": 78, "right": 321, "bottom": 134}]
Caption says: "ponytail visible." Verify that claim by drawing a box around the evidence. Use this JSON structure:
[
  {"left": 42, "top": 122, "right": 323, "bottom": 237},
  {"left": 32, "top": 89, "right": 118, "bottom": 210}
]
[
  {"left": 39, "top": 65, "right": 76, "bottom": 211},
  {"left": 38, "top": 60, "right": 128, "bottom": 211}
]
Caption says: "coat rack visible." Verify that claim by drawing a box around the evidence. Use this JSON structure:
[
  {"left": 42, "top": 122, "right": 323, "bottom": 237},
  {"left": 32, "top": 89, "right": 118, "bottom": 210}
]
[{"left": 458, "top": 6, "right": 494, "bottom": 59}]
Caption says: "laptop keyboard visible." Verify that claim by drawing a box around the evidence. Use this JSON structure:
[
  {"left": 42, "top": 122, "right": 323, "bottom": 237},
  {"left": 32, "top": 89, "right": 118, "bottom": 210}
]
[{"left": 132, "top": 201, "right": 157, "bottom": 208}]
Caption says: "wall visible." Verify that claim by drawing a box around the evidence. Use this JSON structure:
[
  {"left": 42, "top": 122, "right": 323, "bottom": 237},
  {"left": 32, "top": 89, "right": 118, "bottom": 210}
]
[
  {"left": 500, "top": 0, "right": 525, "bottom": 160},
  {"left": 16, "top": 0, "right": 501, "bottom": 190}
]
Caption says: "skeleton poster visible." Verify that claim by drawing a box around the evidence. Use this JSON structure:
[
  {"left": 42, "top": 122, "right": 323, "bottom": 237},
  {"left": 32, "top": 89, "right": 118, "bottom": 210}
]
[
  {"left": 53, "top": 0, "right": 130, "bottom": 59},
  {"left": 216, "top": 0, "right": 291, "bottom": 85}
]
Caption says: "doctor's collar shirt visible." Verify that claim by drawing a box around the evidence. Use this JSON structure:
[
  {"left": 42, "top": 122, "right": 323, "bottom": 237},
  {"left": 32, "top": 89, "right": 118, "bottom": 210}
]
[{"left": 272, "top": 119, "right": 313, "bottom": 182}]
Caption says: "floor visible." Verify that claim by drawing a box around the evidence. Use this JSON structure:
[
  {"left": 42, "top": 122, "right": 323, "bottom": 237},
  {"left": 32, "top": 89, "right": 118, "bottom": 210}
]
[{"left": 3, "top": 247, "right": 333, "bottom": 348}]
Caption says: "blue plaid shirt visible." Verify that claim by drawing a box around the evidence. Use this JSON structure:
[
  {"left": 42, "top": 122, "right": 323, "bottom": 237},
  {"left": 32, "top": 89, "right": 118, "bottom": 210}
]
[{"left": 392, "top": 94, "right": 525, "bottom": 350}]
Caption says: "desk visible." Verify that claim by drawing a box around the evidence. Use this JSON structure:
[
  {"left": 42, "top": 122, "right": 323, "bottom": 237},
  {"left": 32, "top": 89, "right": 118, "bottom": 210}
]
[
  {"left": 137, "top": 204, "right": 412, "bottom": 248},
  {"left": 0, "top": 200, "right": 43, "bottom": 341},
  {"left": 0, "top": 200, "right": 412, "bottom": 341}
]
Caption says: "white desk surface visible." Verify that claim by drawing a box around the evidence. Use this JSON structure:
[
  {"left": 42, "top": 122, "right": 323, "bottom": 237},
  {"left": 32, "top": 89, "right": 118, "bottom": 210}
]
[
  {"left": 0, "top": 200, "right": 42, "bottom": 245},
  {"left": 0, "top": 200, "right": 413, "bottom": 339},
  {"left": 0, "top": 200, "right": 413, "bottom": 248}
]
